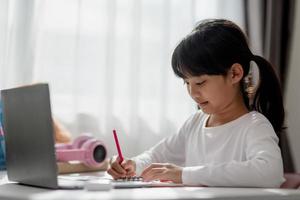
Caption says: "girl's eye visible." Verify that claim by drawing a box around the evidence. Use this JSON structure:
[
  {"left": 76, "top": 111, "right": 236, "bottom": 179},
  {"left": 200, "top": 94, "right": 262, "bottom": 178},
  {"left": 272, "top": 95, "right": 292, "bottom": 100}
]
[
  {"left": 184, "top": 80, "right": 205, "bottom": 86},
  {"left": 196, "top": 81, "right": 206, "bottom": 86}
]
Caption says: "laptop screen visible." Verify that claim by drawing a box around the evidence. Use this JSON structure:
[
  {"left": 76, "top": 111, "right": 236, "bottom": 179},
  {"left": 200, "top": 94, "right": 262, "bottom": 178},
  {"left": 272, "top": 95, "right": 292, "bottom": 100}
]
[{"left": 1, "top": 84, "right": 59, "bottom": 189}]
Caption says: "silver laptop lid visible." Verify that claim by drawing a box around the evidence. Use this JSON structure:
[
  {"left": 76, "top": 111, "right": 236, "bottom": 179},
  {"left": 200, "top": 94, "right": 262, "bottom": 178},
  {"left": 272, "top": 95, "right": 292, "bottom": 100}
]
[{"left": 1, "top": 83, "right": 59, "bottom": 189}]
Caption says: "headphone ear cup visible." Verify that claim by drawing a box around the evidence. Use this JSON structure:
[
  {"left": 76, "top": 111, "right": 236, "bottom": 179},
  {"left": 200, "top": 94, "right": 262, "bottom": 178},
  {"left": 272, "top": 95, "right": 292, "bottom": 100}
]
[
  {"left": 72, "top": 134, "right": 94, "bottom": 149},
  {"left": 81, "top": 139, "right": 107, "bottom": 167}
]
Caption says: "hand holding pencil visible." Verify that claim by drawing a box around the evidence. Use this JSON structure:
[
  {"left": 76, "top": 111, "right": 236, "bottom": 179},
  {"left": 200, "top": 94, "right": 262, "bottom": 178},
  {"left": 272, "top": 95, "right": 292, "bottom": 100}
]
[{"left": 107, "top": 130, "right": 136, "bottom": 179}]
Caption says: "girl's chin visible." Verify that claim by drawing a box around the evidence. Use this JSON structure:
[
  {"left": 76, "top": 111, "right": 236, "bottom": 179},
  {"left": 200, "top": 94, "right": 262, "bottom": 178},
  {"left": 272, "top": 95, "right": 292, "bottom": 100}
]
[
  {"left": 200, "top": 108, "right": 212, "bottom": 114},
  {"left": 198, "top": 105, "right": 213, "bottom": 114}
]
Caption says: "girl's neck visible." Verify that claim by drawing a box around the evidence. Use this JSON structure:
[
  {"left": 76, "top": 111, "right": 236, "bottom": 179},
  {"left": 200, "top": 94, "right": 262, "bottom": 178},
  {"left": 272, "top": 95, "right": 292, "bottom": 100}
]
[{"left": 206, "top": 97, "right": 249, "bottom": 127}]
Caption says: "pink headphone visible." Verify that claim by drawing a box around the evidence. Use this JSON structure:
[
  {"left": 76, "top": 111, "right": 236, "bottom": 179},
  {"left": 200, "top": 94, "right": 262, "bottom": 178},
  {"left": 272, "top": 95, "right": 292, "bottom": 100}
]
[{"left": 55, "top": 134, "right": 107, "bottom": 167}]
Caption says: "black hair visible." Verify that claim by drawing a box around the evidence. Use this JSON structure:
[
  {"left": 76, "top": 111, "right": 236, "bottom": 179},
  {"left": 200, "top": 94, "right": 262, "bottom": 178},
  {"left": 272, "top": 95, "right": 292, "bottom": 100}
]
[{"left": 171, "top": 19, "right": 284, "bottom": 135}]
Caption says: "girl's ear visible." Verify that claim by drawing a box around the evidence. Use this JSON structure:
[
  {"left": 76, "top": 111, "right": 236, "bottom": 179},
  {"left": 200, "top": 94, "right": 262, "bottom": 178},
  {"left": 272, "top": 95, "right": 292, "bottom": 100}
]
[{"left": 229, "top": 63, "right": 244, "bottom": 84}]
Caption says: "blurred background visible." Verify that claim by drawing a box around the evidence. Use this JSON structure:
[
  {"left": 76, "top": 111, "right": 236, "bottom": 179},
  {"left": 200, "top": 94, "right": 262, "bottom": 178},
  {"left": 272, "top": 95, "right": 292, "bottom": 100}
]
[{"left": 0, "top": 0, "right": 298, "bottom": 173}]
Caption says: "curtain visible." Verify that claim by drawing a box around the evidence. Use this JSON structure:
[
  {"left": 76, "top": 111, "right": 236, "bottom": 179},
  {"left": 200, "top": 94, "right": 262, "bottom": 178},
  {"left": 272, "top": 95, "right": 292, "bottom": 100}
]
[
  {"left": 0, "top": 0, "right": 246, "bottom": 158},
  {"left": 244, "top": 0, "right": 296, "bottom": 172}
]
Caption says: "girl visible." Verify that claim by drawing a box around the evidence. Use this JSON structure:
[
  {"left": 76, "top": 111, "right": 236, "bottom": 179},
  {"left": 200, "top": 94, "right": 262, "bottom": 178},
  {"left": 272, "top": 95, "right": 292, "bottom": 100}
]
[{"left": 107, "top": 19, "right": 285, "bottom": 187}]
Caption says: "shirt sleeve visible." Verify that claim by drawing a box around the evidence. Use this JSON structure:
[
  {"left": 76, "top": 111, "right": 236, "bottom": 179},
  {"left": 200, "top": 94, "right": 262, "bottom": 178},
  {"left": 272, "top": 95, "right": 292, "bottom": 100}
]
[
  {"left": 182, "top": 122, "right": 285, "bottom": 188},
  {"left": 132, "top": 121, "right": 188, "bottom": 176}
]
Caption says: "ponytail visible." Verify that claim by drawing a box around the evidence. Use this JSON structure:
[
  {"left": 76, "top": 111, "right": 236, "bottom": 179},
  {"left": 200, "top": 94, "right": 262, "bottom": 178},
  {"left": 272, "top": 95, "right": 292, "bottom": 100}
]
[{"left": 251, "top": 55, "right": 285, "bottom": 135}]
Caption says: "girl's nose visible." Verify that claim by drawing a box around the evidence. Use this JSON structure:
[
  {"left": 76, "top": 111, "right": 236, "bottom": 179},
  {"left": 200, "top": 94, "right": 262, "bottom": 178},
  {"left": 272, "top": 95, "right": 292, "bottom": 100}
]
[{"left": 188, "top": 85, "right": 200, "bottom": 98}]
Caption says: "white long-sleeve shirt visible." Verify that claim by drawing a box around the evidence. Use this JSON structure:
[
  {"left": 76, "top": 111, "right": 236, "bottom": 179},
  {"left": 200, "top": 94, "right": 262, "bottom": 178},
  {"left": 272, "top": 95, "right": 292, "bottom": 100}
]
[{"left": 132, "top": 110, "right": 285, "bottom": 187}]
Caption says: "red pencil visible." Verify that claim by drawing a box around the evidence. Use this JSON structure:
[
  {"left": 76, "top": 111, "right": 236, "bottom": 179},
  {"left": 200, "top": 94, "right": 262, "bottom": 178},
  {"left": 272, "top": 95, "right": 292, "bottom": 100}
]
[{"left": 113, "top": 129, "right": 124, "bottom": 163}]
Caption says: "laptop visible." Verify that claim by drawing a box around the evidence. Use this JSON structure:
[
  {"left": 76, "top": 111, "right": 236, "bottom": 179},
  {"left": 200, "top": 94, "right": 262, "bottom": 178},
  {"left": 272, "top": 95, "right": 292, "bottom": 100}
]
[{"left": 1, "top": 83, "right": 85, "bottom": 189}]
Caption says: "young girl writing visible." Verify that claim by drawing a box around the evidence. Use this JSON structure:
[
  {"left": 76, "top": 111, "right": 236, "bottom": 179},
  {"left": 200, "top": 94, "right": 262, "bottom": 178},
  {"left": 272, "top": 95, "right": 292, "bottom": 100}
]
[{"left": 107, "top": 19, "right": 285, "bottom": 187}]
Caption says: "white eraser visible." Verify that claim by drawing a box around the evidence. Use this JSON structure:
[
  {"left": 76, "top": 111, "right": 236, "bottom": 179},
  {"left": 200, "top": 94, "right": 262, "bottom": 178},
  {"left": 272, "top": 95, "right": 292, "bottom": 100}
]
[{"left": 84, "top": 179, "right": 112, "bottom": 191}]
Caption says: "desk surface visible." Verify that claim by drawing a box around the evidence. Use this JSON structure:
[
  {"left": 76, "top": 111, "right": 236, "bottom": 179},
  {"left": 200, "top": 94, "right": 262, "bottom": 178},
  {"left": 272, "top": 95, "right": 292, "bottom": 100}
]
[{"left": 1, "top": 171, "right": 300, "bottom": 200}]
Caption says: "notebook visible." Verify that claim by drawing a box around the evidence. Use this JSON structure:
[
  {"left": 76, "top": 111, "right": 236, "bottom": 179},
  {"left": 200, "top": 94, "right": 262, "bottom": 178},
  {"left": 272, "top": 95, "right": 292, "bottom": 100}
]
[
  {"left": 112, "top": 177, "right": 183, "bottom": 188},
  {"left": 59, "top": 174, "right": 183, "bottom": 189},
  {"left": 1, "top": 84, "right": 85, "bottom": 189}
]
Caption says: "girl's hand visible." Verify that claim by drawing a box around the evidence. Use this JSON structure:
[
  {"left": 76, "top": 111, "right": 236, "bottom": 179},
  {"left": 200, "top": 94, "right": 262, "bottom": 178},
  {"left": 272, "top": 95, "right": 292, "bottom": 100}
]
[
  {"left": 141, "top": 163, "right": 183, "bottom": 183},
  {"left": 107, "top": 156, "right": 136, "bottom": 179}
]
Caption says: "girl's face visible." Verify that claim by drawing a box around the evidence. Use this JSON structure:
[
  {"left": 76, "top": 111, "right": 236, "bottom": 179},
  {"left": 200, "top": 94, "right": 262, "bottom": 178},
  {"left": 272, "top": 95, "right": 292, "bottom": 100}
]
[{"left": 184, "top": 66, "right": 242, "bottom": 114}]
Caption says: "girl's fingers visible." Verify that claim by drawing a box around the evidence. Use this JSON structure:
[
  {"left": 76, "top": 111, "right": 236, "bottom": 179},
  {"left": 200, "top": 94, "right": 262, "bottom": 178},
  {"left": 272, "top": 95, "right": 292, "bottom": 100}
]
[
  {"left": 111, "top": 161, "right": 127, "bottom": 175},
  {"left": 142, "top": 168, "right": 165, "bottom": 182},
  {"left": 126, "top": 171, "right": 136, "bottom": 177},
  {"left": 121, "top": 161, "right": 133, "bottom": 171},
  {"left": 109, "top": 156, "right": 125, "bottom": 174},
  {"left": 121, "top": 160, "right": 137, "bottom": 176},
  {"left": 141, "top": 163, "right": 165, "bottom": 177},
  {"left": 141, "top": 163, "right": 161, "bottom": 176},
  {"left": 108, "top": 157, "right": 137, "bottom": 178},
  {"left": 107, "top": 167, "right": 124, "bottom": 179}
]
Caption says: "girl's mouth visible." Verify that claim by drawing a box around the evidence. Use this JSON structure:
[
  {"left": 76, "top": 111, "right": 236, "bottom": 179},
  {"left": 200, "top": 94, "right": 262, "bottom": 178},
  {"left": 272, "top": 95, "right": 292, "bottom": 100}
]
[{"left": 199, "top": 101, "right": 208, "bottom": 106}]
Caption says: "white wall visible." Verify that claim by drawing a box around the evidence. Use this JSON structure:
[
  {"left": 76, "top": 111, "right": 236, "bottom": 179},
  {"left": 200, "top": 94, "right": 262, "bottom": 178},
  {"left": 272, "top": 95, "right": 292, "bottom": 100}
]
[{"left": 285, "top": 1, "right": 300, "bottom": 172}]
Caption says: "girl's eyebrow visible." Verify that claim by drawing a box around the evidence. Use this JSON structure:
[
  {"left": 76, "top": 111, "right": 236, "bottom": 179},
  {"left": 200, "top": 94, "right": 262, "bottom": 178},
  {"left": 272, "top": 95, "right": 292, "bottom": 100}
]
[{"left": 188, "top": 75, "right": 206, "bottom": 80}]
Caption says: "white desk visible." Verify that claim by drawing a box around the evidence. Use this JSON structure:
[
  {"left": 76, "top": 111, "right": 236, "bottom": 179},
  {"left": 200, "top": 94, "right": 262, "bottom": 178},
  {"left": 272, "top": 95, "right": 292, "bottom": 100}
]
[{"left": 1, "top": 171, "right": 300, "bottom": 200}]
